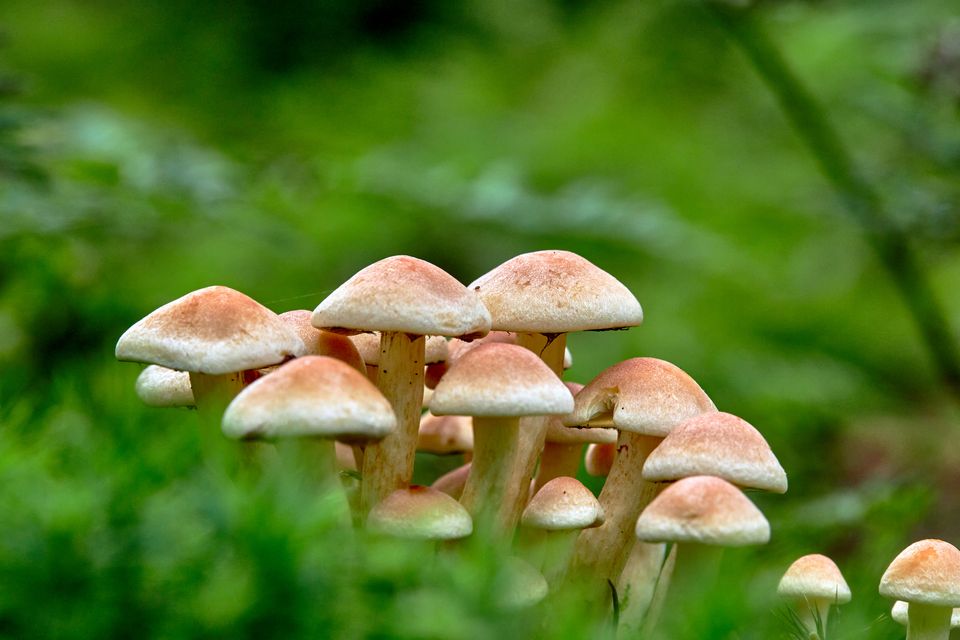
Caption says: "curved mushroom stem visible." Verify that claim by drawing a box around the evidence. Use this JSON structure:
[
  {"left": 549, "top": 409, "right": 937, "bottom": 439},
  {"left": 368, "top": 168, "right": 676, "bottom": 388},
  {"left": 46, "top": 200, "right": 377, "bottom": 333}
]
[
  {"left": 638, "top": 543, "right": 677, "bottom": 638},
  {"left": 533, "top": 442, "right": 583, "bottom": 493},
  {"left": 502, "top": 332, "right": 567, "bottom": 530},
  {"left": 459, "top": 415, "right": 521, "bottom": 536},
  {"left": 360, "top": 332, "right": 425, "bottom": 514},
  {"left": 906, "top": 603, "right": 952, "bottom": 640},
  {"left": 566, "top": 431, "right": 662, "bottom": 609}
]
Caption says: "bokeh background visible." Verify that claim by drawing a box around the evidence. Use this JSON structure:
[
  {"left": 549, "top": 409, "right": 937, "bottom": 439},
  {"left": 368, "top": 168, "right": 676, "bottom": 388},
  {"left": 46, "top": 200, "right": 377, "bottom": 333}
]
[{"left": 2, "top": 0, "right": 959, "bottom": 638}]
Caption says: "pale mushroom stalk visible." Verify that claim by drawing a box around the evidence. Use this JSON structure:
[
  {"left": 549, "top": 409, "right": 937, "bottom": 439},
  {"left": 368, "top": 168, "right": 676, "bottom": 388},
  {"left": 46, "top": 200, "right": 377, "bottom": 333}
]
[
  {"left": 459, "top": 415, "right": 521, "bottom": 533},
  {"left": 569, "top": 432, "right": 662, "bottom": 592},
  {"left": 637, "top": 543, "right": 678, "bottom": 638},
  {"left": 905, "top": 604, "right": 953, "bottom": 640},
  {"left": 503, "top": 331, "right": 567, "bottom": 528},
  {"left": 189, "top": 371, "right": 254, "bottom": 465},
  {"left": 360, "top": 332, "right": 426, "bottom": 514},
  {"left": 615, "top": 542, "right": 673, "bottom": 638},
  {"left": 276, "top": 438, "right": 351, "bottom": 525}
]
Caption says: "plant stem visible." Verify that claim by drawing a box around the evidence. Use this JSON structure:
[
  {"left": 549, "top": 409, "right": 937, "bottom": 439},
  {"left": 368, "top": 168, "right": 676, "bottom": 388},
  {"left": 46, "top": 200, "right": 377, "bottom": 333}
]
[{"left": 705, "top": 2, "right": 960, "bottom": 401}]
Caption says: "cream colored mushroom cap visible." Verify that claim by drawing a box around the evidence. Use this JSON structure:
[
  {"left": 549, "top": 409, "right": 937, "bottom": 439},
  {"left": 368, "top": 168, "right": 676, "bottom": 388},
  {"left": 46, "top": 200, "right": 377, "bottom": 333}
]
[
  {"left": 367, "top": 485, "right": 473, "bottom": 540},
  {"left": 880, "top": 539, "right": 960, "bottom": 607},
  {"left": 222, "top": 356, "right": 396, "bottom": 441},
  {"left": 522, "top": 476, "right": 604, "bottom": 531},
  {"left": 635, "top": 476, "right": 770, "bottom": 546},
  {"left": 778, "top": 554, "right": 851, "bottom": 603},
  {"left": 891, "top": 601, "right": 960, "bottom": 627},
  {"left": 429, "top": 343, "right": 573, "bottom": 417},
  {"left": 585, "top": 443, "right": 617, "bottom": 477},
  {"left": 565, "top": 358, "right": 716, "bottom": 437},
  {"left": 279, "top": 310, "right": 365, "bottom": 373},
  {"left": 469, "top": 250, "right": 643, "bottom": 333},
  {"left": 312, "top": 256, "right": 491, "bottom": 338},
  {"left": 351, "top": 332, "right": 449, "bottom": 365},
  {"left": 116, "top": 286, "right": 307, "bottom": 374},
  {"left": 135, "top": 365, "right": 195, "bottom": 408},
  {"left": 642, "top": 412, "right": 787, "bottom": 493},
  {"left": 417, "top": 412, "right": 474, "bottom": 454}
]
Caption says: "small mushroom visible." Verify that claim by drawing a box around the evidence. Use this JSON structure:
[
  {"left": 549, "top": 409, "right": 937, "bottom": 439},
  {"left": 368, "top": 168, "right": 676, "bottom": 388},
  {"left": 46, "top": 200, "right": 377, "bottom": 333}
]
[
  {"left": 778, "top": 554, "right": 851, "bottom": 639},
  {"left": 367, "top": 485, "right": 473, "bottom": 542}
]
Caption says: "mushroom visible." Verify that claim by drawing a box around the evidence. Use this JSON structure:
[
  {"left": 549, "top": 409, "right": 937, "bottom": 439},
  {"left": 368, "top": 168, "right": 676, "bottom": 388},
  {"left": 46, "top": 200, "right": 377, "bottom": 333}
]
[
  {"left": 116, "top": 286, "right": 306, "bottom": 416},
  {"left": 615, "top": 542, "right": 675, "bottom": 639},
  {"left": 564, "top": 358, "right": 716, "bottom": 599},
  {"left": 135, "top": 365, "right": 194, "bottom": 408},
  {"left": 367, "top": 485, "right": 473, "bottom": 542},
  {"left": 429, "top": 342, "right": 572, "bottom": 535},
  {"left": 221, "top": 356, "right": 396, "bottom": 520},
  {"left": 778, "top": 554, "right": 851, "bottom": 639},
  {"left": 880, "top": 539, "right": 960, "bottom": 640},
  {"left": 312, "top": 256, "right": 490, "bottom": 514},
  {"left": 521, "top": 476, "right": 604, "bottom": 587},
  {"left": 634, "top": 476, "right": 770, "bottom": 547},
  {"left": 641, "top": 411, "right": 787, "bottom": 493}
]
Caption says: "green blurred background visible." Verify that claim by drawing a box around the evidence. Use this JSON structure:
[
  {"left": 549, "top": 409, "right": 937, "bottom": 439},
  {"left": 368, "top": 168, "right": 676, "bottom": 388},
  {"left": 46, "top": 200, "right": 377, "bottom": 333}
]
[{"left": 1, "top": 0, "right": 959, "bottom": 637}]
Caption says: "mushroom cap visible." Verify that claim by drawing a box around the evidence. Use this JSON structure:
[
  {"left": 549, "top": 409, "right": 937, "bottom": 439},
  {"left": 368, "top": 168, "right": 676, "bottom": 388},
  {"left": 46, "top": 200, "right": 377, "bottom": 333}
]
[
  {"left": 891, "top": 601, "right": 960, "bottom": 627},
  {"left": 135, "top": 365, "right": 195, "bottom": 407},
  {"left": 642, "top": 412, "right": 787, "bottom": 493},
  {"left": 880, "top": 539, "right": 960, "bottom": 608},
  {"left": 635, "top": 476, "right": 770, "bottom": 546},
  {"left": 351, "top": 332, "right": 449, "bottom": 365},
  {"left": 222, "top": 356, "right": 396, "bottom": 441},
  {"left": 116, "top": 286, "right": 306, "bottom": 374},
  {"left": 279, "top": 310, "right": 366, "bottom": 373},
  {"left": 468, "top": 250, "right": 643, "bottom": 333},
  {"left": 778, "top": 554, "right": 851, "bottom": 603},
  {"left": 367, "top": 485, "right": 473, "bottom": 540},
  {"left": 585, "top": 442, "right": 617, "bottom": 477},
  {"left": 429, "top": 343, "right": 573, "bottom": 417},
  {"left": 431, "top": 462, "right": 471, "bottom": 500},
  {"left": 522, "top": 476, "right": 604, "bottom": 531},
  {"left": 564, "top": 358, "right": 716, "bottom": 437},
  {"left": 311, "top": 256, "right": 491, "bottom": 338},
  {"left": 417, "top": 412, "right": 474, "bottom": 454}
]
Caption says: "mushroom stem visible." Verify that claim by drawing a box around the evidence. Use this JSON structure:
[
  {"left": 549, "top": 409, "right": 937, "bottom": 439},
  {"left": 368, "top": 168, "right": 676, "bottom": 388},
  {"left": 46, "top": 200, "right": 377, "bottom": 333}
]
[
  {"left": 791, "top": 597, "right": 831, "bottom": 639},
  {"left": 278, "top": 438, "right": 351, "bottom": 526},
  {"left": 502, "top": 332, "right": 567, "bottom": 530},
  {"left": 459, "top": 415, "right": 521, "bottom": 535},
  {"left": 638, "top": 543, "right": 677, "bottom": 638},
  {"left": 189, "top": 371, "right": 248, "bottom": 464},
  {"left": 533, "top": 442, "right": 583, "bottom": 493},
  {"left": 361, "top": 332, "right": 425, "bottom": 514},
  {"left": 906, "top": 603, "right": 953, "bottom": 640},
  {"left": 567, "top": 431, "right": 662, "bottom": 606},
  {"left": 616, "top": 542, "right": 672, "bottom": 638}
]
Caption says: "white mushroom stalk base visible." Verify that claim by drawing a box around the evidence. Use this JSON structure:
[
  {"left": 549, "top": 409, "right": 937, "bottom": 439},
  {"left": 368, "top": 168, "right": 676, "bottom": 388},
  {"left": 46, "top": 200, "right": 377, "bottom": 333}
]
[
  {"left": 791, "top": 597, "right": 832, "bottom": 640},
  {"left": 459, "top": 415, "right": 521, "bottom": 536},
  {"left": 361, "top": 332, "right": 425, "bottom": 514},
  {"left": 276, "top": 438, "right": 351, "bottom": 527},
  {"left": 906, "top": 603, "right": 953, "bottom": 640},
  {"left": 503, "top": 332, "right": 567, "bottom": 530},
  {"left": 189, "top": 371, "right": 249, "bottom": 465},
  {"left": 567, "top": 431, "right": 662, "bottom": 607}
]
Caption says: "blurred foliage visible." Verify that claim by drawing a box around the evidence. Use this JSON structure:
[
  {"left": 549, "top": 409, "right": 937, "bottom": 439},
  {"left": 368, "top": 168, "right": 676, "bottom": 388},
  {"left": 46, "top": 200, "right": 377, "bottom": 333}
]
[{"left": 1, "top": 0, "right": 959, "bottom": 637}]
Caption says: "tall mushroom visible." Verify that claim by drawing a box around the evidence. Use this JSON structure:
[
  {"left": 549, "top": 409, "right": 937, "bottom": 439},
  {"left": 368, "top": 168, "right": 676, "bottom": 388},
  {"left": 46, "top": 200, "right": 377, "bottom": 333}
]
[
  {"left": 880, "top": 539, "right": 960, "bottom": 640},
  {"left": 428, "top": 342, "right": 572, "bottom": 535},
  {"left": 468, "top": 250, "right": 644, "bottom": 530},
  {"left": 312, "top": 256, "right": 490, "bottom": 514},
  {"left": 564, "top": 357, "right": 716, "bottom": 601}
]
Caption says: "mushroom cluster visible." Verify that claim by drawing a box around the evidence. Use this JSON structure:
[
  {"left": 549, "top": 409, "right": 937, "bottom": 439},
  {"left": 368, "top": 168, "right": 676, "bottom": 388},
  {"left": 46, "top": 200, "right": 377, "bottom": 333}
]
[{"left": 117, "top": 250, "right": 958, "bottom": 637}]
